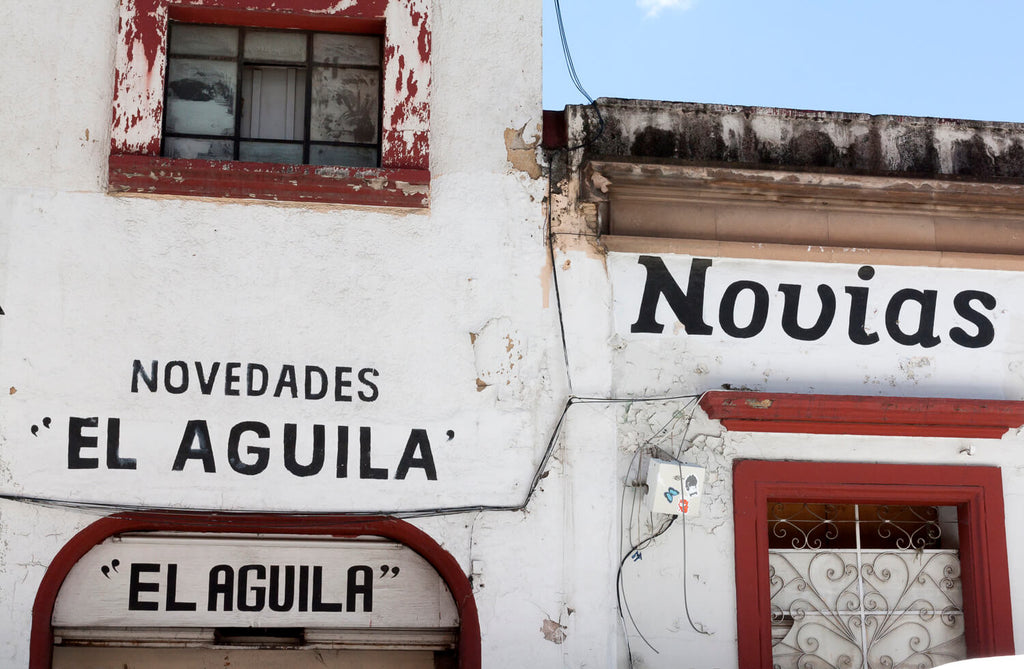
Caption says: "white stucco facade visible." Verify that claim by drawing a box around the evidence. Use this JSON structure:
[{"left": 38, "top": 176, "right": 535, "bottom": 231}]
[{"left": 5, "top": 3, "right": 1024, "bottom": 668}]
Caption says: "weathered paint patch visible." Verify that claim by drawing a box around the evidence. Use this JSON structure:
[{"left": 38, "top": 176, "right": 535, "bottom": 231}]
[
  {"left": 540, "top": 618, "right": 567, "bottom": 644},
  {"left": 504, "top": 125, "right": 542, "bottom": 180}
]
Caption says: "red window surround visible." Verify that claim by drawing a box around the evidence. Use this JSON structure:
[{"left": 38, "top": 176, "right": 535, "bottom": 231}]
[
  {"left": 700, "top": 391, "right": 1024, "bottom": 439},
  {"left": 31, "top": 513, "right": 479, "bottom": 669},
  {"left": 734, "top": 460, "right": 1014, "bottom": 668},
  {"left": 108, "top": 0, "right": 430, "bottom": 207}
]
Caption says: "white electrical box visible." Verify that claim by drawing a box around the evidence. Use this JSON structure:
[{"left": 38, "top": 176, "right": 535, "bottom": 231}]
[{"left": 646, "top": 459, "right": 705, "bottom": 517}]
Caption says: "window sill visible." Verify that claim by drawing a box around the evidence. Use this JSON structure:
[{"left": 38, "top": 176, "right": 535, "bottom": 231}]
[{"left": 108, "top": 154, "right": 429, "bottom": 208}]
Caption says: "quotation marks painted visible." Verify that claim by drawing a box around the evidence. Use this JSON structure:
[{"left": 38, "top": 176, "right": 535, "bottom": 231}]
[
  {"left": 379, "top": 565, "right": 400, "bottom": 578},
  {"left": 446, "top": 430, "right": 455, "bottom": 441},
  {"left": 664, "top": 487, "right": 679, "bottom": 503},
  {"left": 631, "top": 551, "right": 642, "bottom": 562},
  {"left": 31, "top": 417, "right": 52, "bottom": 436},
  {"left": 101, "top": 559, "right": 121, "bottom": 579}
]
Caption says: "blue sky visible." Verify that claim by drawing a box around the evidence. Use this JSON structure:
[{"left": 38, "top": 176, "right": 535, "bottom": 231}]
[{"left": 543, "top": 0, "right": 1024, "bottom": 123}]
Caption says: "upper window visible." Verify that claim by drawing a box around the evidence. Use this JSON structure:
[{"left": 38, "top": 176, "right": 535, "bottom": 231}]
[
  {"left": 164, "top": 23, "right": 383, "bottom": 168},
  {"left": 108, "top": 0, "right": 431, "bottom": 207}
]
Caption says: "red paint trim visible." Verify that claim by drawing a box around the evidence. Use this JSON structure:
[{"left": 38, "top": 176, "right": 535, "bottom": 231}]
[
  {"left": 701, "top": 391, "right": 1024, "bottom": 438},
  {"left": 733, "top": 460, "right": 1013, "bottom": 668},
  {"left": 168, "top": 6, "right": 385, "bottom": 33},
  {"left": 109, "top": 154, "right": 430, "bottom": 207},
  {"left": 31, "top": 513, "right": 479, "bottom": 669},
  {"left": 542, "top": 110, "right": 567, "bottom": 150}
]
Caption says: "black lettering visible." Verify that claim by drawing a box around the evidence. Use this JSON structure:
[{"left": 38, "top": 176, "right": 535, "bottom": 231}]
[
  {"left": 105, "top": 417, "right": 136, "bottom": 469},
  {"left": 299, "top": 565, "right": 309, "bottom": 612},
  {"left": 269, "top": 565, "right": 295, "bottom": 612},
  {"left": 247, "top": 363, "right": 269, "bottom": 396},
  {"left": 195, "top": 361, "right": 220, "bottom": 395},
  {"left": 164, "top": 360, "right": 189, "bottom": 394},
  {"left": 166, "top": 563, "right": 197, "bottom": 611},
  {"left": 950, "top": 290, "right": 996, "bottom": 348},
  {"left": 346, "top": 565, "right": 373, "bottom": 613},
  {"left": 208, "top": 565, "right": 234, "bottom": 611},
  {"left": 885, "top": 289, "right": 941, "bottom": 347},
  {"left": 131, "top": 359, "right": 158, "bottom": 393},
  {"left": 305, "top": 366, "right": 328, "bottom": 400},
  {"left": 778, "top": 284, "right": 836, "bottom": 341},
  {"left": 224, "top": 362, "right": 241, "bottom": 396},
  {"left": 228, "top": 421, "right": 270, "bottom": 475},
  {"left": 274, "top": 365, "right": 298, "bottom": 398},
  {"left": 630, "top": 256, "right": 714, "bottom": 335},
  {"left": 337, "top": 426, "right": 350, "bottom": 478},
  {"left": 359, "top": 427, "right": 387, "bottom": 480},
  {"left": 335, "top": 366, "right": 353, "bottom": 402},
  {"left": 283, "top": 424, "right": 325, "bottom": 477},
  {"left": 68, "top": 416, "right": 99, "bottom": 469},
  {"left": 172, "top": 420, "right": 216, "bottom": 472},
  {"left": 129, "top": 563, "right": 160, "bottom": 611},
  {"left": 395, "top": 429, "right": 437, "bottom": 480},
  {"left": 312, "top": 566, "right": 343, "bottom": 612},
  {"left": 845, "top": 266, "right": 880, "bottom": 345},
  {"left": 719, "top": 280, "right": 769, "bottom": 338},
  {"left": 237, "top": 564, "right": 266, "bottom": 612},
  {"left": 357, "top": 368, "right": 379, "bottom": 402}
]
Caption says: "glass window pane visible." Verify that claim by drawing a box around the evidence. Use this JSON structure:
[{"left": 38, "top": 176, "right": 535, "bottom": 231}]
[
  {"left": 163, "top": 138, "right": 233, "bottom": 160},
  {"left": 313, "top": 34, "right": 380, "bottom": 66},
  {"left": 310, "top": 67, "right": 379, "bottom": 143},
  {"left": 169, "top": 24, "right": 238, "bottom": 57},
  {"left": 310, "top": 145, "right": 378, "bottom": 167},
  {"left": 244, "top": 31, "right": 307, "bottom": 63},
  {"left": 241, "top": 67, "right": 306, "bottom": 140},
  {"left": 239, "top": 141, "right": 304, "bottom": 165},
  {"left": 165, "top": 58, "right": 238, "bottom": 136}
]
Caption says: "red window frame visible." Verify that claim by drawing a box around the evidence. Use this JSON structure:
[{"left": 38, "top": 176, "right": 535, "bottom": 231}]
[
  {"left": 30, "top": 513, "right": 479, "bottom": 669},
  {"left": 108, "top": 0, "right": 430, "bottom": 207},
  {"left": 733, "top": 460, "right": 1014, "bottom": 667}
]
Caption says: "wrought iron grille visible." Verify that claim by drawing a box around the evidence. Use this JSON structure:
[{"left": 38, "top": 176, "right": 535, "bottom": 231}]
[{"left": 768, "top": 503, "right": 965, "bottom": 669}]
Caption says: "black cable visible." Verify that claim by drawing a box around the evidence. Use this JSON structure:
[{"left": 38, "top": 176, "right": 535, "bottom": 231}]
[
  {"left": 617, "top": 515, "right": 677, "bottom": 665},
  {"left": 547, "top": 152, "right": 574, "bottom": 396},
  {"left": 552, "top": 0, "right": 605, "bottom": 150}
]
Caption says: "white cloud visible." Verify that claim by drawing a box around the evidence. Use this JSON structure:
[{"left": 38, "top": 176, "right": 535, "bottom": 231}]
[{"left": 636, "top": 0, "right": 696, "bottom": 18}]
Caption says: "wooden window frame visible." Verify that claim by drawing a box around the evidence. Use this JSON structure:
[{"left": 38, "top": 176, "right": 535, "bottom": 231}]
[
  {"left": 31, "top": 513, "right": 479, "bottom": 669},
  {"left": 109, "top": 0, "right": 430, "bottom": 207},
  {"left": 733, "top": 460, "right": 1014, "bottom": 667}
]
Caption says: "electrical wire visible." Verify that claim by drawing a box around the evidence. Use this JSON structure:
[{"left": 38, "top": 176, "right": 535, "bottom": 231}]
[
  {"left": 552, "top": 0, "right": 605, "bottom": 150},
  {"left": 617, "top": 515, "right": 676, "bottom": 666}
]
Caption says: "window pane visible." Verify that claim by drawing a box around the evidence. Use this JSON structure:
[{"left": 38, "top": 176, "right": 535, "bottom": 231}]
[
  {"left": 310, "top": 68, "right": 379, "bottom": 143},
  {"left": 310, "top": 145, "right": 378, "bottom": 167},
  {"left": 165, "top": 59, "right": 238, "bottom": 136},
  {"left": 163, "top": 138, "right": 233, "bottom": 160},
  {"left": 313, "top": 34, "right": 380, "bottom": 66},
  {"left": 169, "top": 24, "right": 238, "bottom": 57},
  {"left": 241, "top": 67, "right": 306, "bottom": 141},
  {"left": 239, "top": 141, "right": 303, "bottom": 165},
  {"left": 244, "top": 30, "right": 307, "bottom": 63}
]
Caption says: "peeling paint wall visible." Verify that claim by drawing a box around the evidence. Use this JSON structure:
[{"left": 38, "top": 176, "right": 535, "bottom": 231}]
[
  {"left": 546, "top": 100, "right": 1024, "bottom": 667},
  {"left": 0, "top": 1, "right": 587, "bottom": 667}
]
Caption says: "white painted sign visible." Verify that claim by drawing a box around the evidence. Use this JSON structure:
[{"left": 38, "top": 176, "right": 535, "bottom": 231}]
[
  {"left": 53, "top": 536, "right": 459, "bottom": 629},
  {"left": 609, "top": 253, "right": 1024, "bottom": 398}
]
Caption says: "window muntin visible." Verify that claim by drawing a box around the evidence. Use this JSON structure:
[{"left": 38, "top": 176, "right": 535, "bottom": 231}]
[{"left": 163, "top": 22, "right": 382, "bottom": 167}]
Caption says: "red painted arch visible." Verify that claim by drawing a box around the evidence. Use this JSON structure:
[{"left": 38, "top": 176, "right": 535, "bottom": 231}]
[{"left": 31, "top": 513, "right": 479, "bottom": 669}]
